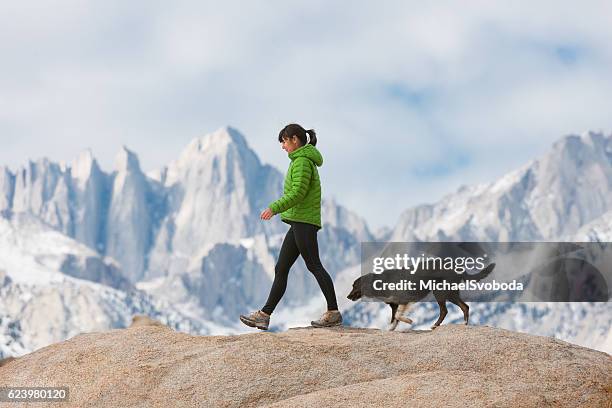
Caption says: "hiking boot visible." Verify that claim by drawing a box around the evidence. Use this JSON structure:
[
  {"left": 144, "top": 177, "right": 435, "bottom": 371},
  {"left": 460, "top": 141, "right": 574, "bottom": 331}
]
[
  {"left": 239, "top": 310, "right": 270, "bottom": 330},
  {"left": 311, "top": 310, "right": 343, "bottom": 328}
]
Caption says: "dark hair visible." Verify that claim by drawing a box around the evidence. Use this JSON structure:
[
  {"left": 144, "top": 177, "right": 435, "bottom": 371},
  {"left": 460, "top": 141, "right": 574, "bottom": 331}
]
[{"left": 278, "top": 123, "right": 317, "bottom": 147}]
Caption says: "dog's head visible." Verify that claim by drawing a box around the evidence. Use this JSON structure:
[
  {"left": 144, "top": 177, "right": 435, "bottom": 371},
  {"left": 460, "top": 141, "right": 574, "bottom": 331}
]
[{"left": 347, "top": 276, "right": 363, "bottom": 301}]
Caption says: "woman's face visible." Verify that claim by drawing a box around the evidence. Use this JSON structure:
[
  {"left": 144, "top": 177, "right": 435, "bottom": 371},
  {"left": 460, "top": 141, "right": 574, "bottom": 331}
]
[{"left": 281, "top": 135, "right": 302, "bottom": 153}]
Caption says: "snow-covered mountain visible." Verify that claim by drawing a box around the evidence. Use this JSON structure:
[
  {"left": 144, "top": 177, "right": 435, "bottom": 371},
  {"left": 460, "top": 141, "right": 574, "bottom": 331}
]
[
  {"left": 391, "top": 131, "right": 612, "bottom": 242},
  {"left": 1, "top": 128, "right": 610, "bottom": 358},
  {"left": 0, "top": 126, "right": 373, "bottom": 357},
  {"left": 0, "top": 127, "right": 371, "bottom": 280},
  {"left": 0, "top": 212, "right": 129, "bottom": 290},
  {"left": 339, "top": 131, "right": 612, "bottom": 353},
  {"left": 0, "top": 213, "right": 215, "bottom": 358},
  {"left": 571, "top": 209, "right": 612, "bottom": 242}
]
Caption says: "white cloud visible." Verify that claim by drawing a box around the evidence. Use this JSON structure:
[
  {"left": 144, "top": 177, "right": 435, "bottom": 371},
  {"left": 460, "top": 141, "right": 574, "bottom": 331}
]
[{"left": 0, "top": 1, "right": 611, "bottom": 229}]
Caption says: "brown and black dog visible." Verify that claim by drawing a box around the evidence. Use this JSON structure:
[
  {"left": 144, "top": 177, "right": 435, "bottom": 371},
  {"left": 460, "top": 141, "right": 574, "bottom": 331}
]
[{"left": 347, "top": 263, "right": 496, "bottom": 330}]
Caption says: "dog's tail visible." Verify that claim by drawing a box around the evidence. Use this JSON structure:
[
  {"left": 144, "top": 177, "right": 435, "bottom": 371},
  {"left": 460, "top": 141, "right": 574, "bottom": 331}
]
[{"left": 462, "top": 262, "right": 496, "bottom": 281}]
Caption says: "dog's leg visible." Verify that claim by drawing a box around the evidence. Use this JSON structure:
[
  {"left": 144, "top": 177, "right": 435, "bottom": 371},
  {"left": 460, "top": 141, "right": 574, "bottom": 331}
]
[
  {"left": 458, "top": 299, "right": 470, "bottom": 325},
  {"left": 388, "top": 303, "right": 399, "bottom": 331},
  {"left": 448, "top": 294, "right": 470, "bottom": 325},
  {"left": 431, "top": 300, "right": 447, "bottom": 329},
  {"left": 395, "top": 303, "right": 414, "bottom": 325},
  {"left": 388, "top": 303, "right": 398, "bottom": 323}
]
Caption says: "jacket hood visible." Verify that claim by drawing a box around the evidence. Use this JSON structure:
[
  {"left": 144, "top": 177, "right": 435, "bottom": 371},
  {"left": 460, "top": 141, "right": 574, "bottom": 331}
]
[{"left": 288, "top": 144, "right": 323, "bottom": 167}]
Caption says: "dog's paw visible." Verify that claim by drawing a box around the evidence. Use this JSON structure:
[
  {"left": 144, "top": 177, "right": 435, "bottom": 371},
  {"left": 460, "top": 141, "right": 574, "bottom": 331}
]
[{"left": 430, "top": 324, "right": 439, "bottom": 330}]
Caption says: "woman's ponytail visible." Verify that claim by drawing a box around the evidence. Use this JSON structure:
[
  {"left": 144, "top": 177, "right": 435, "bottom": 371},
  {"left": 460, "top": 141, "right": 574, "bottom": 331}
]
[{"left": 306, "top": 129, "right": 317, "bottom": 146}]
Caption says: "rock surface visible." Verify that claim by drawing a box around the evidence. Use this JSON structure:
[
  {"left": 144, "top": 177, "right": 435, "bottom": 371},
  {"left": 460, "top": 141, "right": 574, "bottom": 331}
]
[
  {"left": 129, "top": 315, "right": 165, "bottom": 328},
  {"left": 0, "top": 324, "right": 609, "bottom": 407}
]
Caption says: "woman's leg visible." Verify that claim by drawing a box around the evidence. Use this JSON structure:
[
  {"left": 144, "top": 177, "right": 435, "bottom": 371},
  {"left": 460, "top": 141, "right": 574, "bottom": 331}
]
[
  {"left": 292, "top": 222, "right": 339, "bottom": 311},
  {"left": 261, "top": 226, "right": 300, "bottom": 315}
]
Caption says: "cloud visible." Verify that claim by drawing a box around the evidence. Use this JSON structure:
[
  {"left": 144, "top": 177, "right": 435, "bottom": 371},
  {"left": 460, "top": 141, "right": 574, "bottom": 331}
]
[{"left": 0, "top": 1, "right": 611, "bottom": 229}]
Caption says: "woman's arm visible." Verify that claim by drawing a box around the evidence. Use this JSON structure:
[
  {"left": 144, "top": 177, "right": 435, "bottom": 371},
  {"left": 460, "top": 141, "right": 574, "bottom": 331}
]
[{"left": 268, "top": 157, "right": 313, "bottom": 214}]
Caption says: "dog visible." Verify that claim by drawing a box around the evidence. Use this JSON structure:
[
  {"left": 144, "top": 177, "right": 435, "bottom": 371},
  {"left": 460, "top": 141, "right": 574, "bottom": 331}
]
[{"left": 347, "top": 263, "right": 496, "bottom": 330}]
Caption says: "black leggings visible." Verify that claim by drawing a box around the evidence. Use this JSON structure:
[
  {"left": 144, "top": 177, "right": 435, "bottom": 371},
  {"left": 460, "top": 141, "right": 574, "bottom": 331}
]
[{"left": 261, "top": 221, "right": 339, "bottom": 315}]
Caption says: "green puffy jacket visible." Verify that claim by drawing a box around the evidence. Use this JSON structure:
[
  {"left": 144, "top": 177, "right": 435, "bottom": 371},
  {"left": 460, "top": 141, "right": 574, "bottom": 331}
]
[{"left": 269, "top": 144, "right": 323, "bottom": 228}]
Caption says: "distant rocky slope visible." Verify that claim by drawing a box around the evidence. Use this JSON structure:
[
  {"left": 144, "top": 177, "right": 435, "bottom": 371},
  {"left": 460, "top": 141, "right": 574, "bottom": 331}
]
[
  {"left": 392, "top": 131, "right": 612, "bottom": 241},
  {"left": 1, "top": 324, "right": 610, "bottom": 407}
]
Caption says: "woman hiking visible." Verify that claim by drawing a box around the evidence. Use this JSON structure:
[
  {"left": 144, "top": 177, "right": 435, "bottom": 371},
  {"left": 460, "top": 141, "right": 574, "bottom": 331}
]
[{"left": 239, "top": 123, "right": 342, "bottom": 330}]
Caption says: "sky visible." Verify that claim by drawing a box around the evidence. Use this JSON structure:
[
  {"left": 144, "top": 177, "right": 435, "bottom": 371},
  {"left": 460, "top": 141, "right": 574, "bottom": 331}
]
[{"left": 1, "top": 1, "right": 612, "bottom": 230}]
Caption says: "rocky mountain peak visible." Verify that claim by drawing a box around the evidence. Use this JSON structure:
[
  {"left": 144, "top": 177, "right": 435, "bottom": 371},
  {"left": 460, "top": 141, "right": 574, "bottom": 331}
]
[
  {"left": 392, "top": 129, "right": 612, "bottom": 242},
  {"left": 550, "top": 130, "right": 610, "bottom": 165},
  {"left": 114, "top": 146, "right": 142, "bottom": 173},
  {"left": 181, "top": 126, "right": 248, "bottom": 157},
  {"left": 70, "top": 149, "right": 101, "bottom": 185},
  {"left": 163, "top": 126, "right": 258, "bottom": 187}
]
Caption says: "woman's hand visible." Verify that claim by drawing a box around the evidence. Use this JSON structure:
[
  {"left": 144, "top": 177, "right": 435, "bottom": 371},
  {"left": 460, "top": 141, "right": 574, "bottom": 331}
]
[{"left": 260, "top": 208, "right": 274, "bottom": 220}]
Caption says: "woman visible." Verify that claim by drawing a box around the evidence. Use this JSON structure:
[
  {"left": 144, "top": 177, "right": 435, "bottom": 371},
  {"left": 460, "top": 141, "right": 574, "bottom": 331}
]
[{"left": 239, "top": 123, "right": 342, "bottom": 330}]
